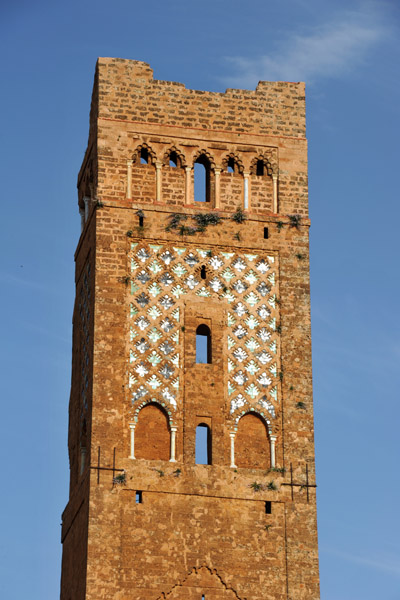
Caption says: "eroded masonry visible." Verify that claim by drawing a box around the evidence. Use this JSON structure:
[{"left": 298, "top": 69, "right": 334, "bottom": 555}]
[{"left": 60, "top": 57, "right": 320, "bottom": 600}]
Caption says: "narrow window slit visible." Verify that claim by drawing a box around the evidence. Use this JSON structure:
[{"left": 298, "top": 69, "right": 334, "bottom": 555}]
[
  {"left": 256, "top": 160, "right": 264, "bottom": 176},
  {"left": 265, "top": 501, "right": 272, "bottom": 514},
  {"left": 140, "top": 148, "right": 149, "bottom": 164},
  {"left": 200, "top": 265, "right": 206, "bottom": 280},
  {"left": 139, "top": 215, "right": 144, "bottom": 227},
  {"left": 264, "top": 227, "right": 269, "bottom": 239},
  {"left": 196, "top": 424, "right": 212, "bottom": 465},
  {"left": 196, "top": 324, "right": 212, "bottom": 364},
  {"left": 136, "top": 491, "right": 143, "bottom": 504}
]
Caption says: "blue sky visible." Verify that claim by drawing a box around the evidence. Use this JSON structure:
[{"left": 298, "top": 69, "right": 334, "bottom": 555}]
[{"left": 0, "top": 1, "right": 399, "bottom": 598}]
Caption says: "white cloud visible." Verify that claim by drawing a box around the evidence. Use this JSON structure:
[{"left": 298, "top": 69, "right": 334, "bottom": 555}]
[
  {"left": 222, "top": 5, "right": 388, "bottom": 86},
  {"left": 322, "top": 546, "right": 400, "bottom": 577}
]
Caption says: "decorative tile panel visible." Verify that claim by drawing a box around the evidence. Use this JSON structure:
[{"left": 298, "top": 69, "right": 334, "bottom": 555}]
[{"left": 128, "top": 242, "right": 280, "bottom": 419}]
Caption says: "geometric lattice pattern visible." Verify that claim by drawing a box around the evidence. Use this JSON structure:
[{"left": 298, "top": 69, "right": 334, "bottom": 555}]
[{"left": 128, "top": 243, "right": 280, "bottom": 425}]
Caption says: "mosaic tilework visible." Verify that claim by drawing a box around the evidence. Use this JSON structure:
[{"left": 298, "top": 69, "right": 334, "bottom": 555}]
[{"left": 128, "top": 243, "right": 280, "bottom": 424}]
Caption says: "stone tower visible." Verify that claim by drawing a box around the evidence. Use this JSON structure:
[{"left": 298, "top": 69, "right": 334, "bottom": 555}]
[{"left": 60, "top": 58, "right": 320, "bottom": 600}]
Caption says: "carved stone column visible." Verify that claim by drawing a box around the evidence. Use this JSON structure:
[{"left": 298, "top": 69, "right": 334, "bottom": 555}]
[
  {"left": 270, "top": 434, "right": 277, "bottom": 468},
  {"left": 126, "top": 159, "right": 133, "bottom": 199},
  {"left": 156, "top": 161, "right": 162, "bottom": 203},
  {"left": 129, "top": 423, "right": 136, "bottom": 459},
  {"left": 185, "top": 166, "right": 192, "bottom": 205},
  {"left": 170, "top": 426, "right": 178, "bottom": 462},
  {"left": 243, "top": 172, "right": 250, "bottom": 210},
  {"left": 230, "top": 432, "right": 237, "bottom": 468},
  {"left": 272, "top": 173, "right": 278, "bottom": 213}
]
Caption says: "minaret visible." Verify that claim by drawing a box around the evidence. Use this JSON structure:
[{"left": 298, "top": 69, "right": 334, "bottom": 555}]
[{"left": 60, "top": 58, "right": 320, "bottom": 600}]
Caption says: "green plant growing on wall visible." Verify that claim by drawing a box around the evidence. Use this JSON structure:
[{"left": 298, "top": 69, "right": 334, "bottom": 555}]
[
  {"left": 296, "top": 253, "right": 305, "bottom": 260},
  {"left": 234, "top": 232, "right": 241, "bottom": 241},
  {"left": 289, "top": 214, "right": 301, "bottom": 228},
  {"left": 276, "top": 221, "right": 284, "bottom": 232},
  {"left": 267, "top": 481, "right": 277, "bottom": 491},
  {"left": 173, "top": 468, "right": 181, "bottom": 477},
  {"left": 296, "top": 401, "right": 306, "bottom": 410},
  {"left": 95, "top": 199, "right": 104, "bottom": 209},
  {"left": 232, "top": 205, "right": 246, "bottom": 223},
  {"left": 250, "top": 482, "right": 263, "bottom": 492},
  {"left": 126, "top": 230, "right": 133, "bottom": 238},
  {"left": 113, "top": 471, "right": 126, "bottom": 485},
  {"left": 166, "top": 212, "right": 222, "bottom": 236},
  {"left": 268, "top": 467, "right": 285, "bottom": 474}
]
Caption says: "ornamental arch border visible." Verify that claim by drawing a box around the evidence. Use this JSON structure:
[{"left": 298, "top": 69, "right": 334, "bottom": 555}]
[
  {"left": 231, "top": 406, "right": 276, "bottom": 437},
  {"left": 250, "top": 154, "right": 274, "bottom": 177},
  {"left": 163, "top": 145, "right": 186, "bottom": 168},
  {"left": 221, "top": 152, "right": 244, "bottom": 174},
  {"left": 131, "top": 142, "right": 158, "bottom": 165},
  {"left": 131, "top": 398, "right": 177, "bottom": 428},
  {"left": 192, "top": 148, "right": 216, "bottom": 170}
]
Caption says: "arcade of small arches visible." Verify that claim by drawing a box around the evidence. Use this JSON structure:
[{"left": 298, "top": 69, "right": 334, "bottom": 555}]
[
  {"left": 128, "top": 400, "right": 278, "bottom": 470},
  {"left": 79, "top": 143, "right": 279, "bottom": 230},
  {"left": 124, "top": 143, "right": 279, "bottom": 211}
]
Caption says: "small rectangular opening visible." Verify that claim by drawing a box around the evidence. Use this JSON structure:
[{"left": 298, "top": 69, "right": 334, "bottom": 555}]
[
  {"left": 264, "top": 227, "right": 269, "bottom": 239},
  {"left": 265, "top": 501, "right": 272, "bottom": 514},
  {"left": 136, "top": 491, "right": 143, "bottom": 504}
]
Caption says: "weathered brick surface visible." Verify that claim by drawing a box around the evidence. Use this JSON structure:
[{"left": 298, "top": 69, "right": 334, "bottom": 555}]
[{"left": 61, "top": 58, "right": 319, "bottom": 600}]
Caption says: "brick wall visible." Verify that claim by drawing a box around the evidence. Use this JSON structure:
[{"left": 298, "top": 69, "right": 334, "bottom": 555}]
[{"left": 61, "top": 58, "right": 319, "bottom": 600}]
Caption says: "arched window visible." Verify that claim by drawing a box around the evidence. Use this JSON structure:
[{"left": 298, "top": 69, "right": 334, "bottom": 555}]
[
  {"left": 256, "top": 159, "right": 264, "bottom": 176},
  {"left": 135, "top": 403, "right": 170, "bottom": 460},
  {"left": 196, "top": 424, "right": 212, "bottom": 465},
  {"left": 140, "top": 147, "right": 149, "bottom": 164},
  {"left": 235, "top": 412, "right": 270, "bottom": 469},
  {"left": 194, "top": 155, "right": 211, "bottom": 203},
  {"left": 169, "top": 151, "right": 179, "bottom": 167},
  {"left": 196, "top": 324, "right": 211, "bottom": 364},
  {"left": 227, "top": 156, "right": 236, "bottom": 173}
]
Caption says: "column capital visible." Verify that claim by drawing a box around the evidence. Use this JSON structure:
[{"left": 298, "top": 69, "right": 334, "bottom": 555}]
[
  {"left": 129, "top": 422, "right": 136, "bottom": 430},
  {"left": 272, "top": 172, "right": 278, "bottom": 181}
]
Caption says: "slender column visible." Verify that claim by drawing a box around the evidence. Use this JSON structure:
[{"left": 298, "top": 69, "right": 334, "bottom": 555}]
[
  {"left": 272, "top": 173, "right": 278, "bottom": 213},
  {"left": 214, "top": 168, "right": 221, "bottom": 209},
  {"left": 129, "top": 423, "right": 136, "bottom": 459},
  {"left": 243, "top": 172, "right": 250, "bottom": 210},
  {"left": 83, "top": 196, "right": 90, "bottom": 222},
  {"left": 79, "top": 207, "right": 85, "bottom": 232},
  {"left": 230, "top": 432, "right": 237, "bottom": 468},
  {"left": 126, "top": 160, "right": 133, "bottom": 199},
  {"left": 270, "top": 434, "right": 277, "bottom": 468},
  {"left": 80, "top": 447, "right": 87, "bottom": 475},
  {"left": 156, "top": 161, "right": 162, "bottom": 203},
  {"left": 185, "top": 166, "right": 192, "bottom": 205},
  {"left": 170, "top": 426, "right": 178, "bottom": 462}
]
